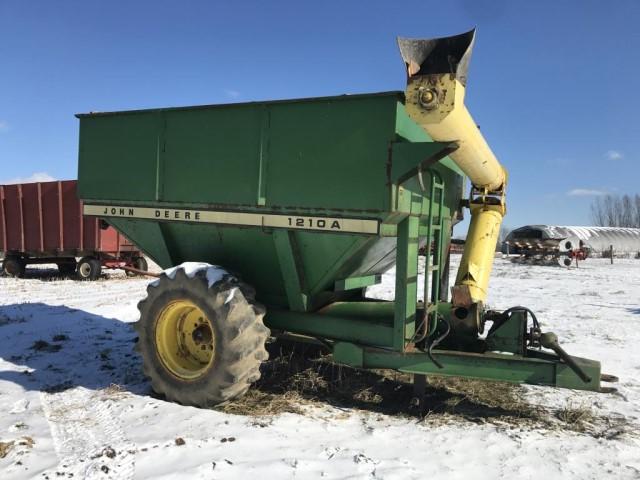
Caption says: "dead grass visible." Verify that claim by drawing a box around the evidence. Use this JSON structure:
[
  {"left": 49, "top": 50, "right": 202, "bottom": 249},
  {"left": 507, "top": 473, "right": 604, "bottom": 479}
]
[
  {"left": 96, "top": 383, "right": 129, "bottom": 401},
  {"left": 0, "top": 437, "right": 34, "bottom": 459},
  {"left": 0, "top": 441, "right": 14, "bottom": 458},
  {"left": 220, "top": 341, "right": 416, "bottom": 417},
  {"left": 556, "top": 402, "right": 594, "bottom": 426},
  {"left": 553, "top": 402, "right": 628, "bottom": 439},
  {"left": 218, "top": 339, "right": 633, "bottom": 438},
  {"left": 219, "top": 340, "right": 536, "bottom": 421},
  {"left": 18, "top": 436, "right": 34, "bottom": 448}
]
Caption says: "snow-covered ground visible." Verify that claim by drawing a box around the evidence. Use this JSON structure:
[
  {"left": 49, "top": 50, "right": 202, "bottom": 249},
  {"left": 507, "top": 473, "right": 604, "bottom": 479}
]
[{"left": 0, "top": 257, "right": 639, "bottom": 479}]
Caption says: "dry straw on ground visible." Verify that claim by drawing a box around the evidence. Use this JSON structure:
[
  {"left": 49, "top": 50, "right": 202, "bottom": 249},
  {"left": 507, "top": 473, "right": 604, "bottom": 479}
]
[{"left": 218, "top": 339, "right": 631, "bottom": 438}]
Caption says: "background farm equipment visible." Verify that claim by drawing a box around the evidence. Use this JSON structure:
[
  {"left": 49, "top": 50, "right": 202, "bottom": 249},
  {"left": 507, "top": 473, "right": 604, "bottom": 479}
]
[
  {"left": 504, "top": 225, "right": 640, "bottom": 266},
  {"left": 0, "top": 180, "right": 147, "bottom": 279},
  {"left": 76, "top": 30, "right": 613, "bottom": 408},
  {"left": 418, "top": 238, "right": 465, "bottom": 256}
]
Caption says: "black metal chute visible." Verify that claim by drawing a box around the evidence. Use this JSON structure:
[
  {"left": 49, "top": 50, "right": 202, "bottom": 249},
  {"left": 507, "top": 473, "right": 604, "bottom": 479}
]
[{"left": 397, "top": 29, "right": 476, "bottom": 85}]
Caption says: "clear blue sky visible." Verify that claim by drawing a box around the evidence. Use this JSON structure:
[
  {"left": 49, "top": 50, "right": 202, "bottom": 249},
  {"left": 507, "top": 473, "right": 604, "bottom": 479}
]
[{"left": 1, "top": 0, "right": 639, "bottom": 232}]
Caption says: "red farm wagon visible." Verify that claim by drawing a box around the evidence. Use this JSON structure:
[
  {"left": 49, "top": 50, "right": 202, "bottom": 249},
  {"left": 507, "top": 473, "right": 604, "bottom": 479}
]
[{"left": 0, "top": 180, "right": 147, "bottom": 279}]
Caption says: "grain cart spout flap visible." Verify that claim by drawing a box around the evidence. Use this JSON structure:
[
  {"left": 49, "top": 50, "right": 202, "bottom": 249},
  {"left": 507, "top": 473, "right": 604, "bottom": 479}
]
[{"left": 77, "top": 30, "right": 613, "bottom": 409}]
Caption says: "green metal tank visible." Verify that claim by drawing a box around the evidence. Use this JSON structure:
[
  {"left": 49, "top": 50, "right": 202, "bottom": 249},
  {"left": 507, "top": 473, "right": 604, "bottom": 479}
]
[{"left": 77, "top": 92, "right": 463, "bottom": 311}]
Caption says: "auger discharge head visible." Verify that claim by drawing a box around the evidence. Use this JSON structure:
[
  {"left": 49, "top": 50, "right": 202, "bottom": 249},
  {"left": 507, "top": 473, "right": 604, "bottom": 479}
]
[{"left": 398, "top": 29, "right": 505, "bottom": 192}]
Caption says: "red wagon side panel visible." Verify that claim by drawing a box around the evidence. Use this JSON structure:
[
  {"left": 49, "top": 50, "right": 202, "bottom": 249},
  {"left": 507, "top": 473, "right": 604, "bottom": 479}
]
[
  {"left": 22, "top": 183, "right": 42, "bottom": 252},
  {"left": 0, "top": 186, "right": 5, "bottom": 252},
  {"left": 2, "top": 184, "right": 23, "bottom": 252},
  {"left": 41, "top": 182, "right": 62, "bottom": 251},
  {"left": 61, "top": 180, "right": 81, "bottom": 251},
  {"left": 99, "top": 221, "right": 121, "bottom": 253},
  {"left": 0, "top": 180, "right": 141, "bottom": 259}
]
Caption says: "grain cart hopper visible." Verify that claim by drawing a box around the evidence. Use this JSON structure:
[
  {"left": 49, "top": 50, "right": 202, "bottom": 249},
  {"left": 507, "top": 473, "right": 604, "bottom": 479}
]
[{"left": 76, "top": 30, "right": 613, "bottom": 407}]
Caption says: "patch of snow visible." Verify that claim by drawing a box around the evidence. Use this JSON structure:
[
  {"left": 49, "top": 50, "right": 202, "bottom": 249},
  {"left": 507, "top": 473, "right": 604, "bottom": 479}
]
[
  {"left": 150, "top": 262, "right": 227, "bottom": 288},
  {"left": 224, "top": 287, "right": 238, "bottom": 304},
  {"left": 0, "top": 257, "right": 639, "bottom": 478},
  {"left": 9, "top": 399, "right": 29, "bottom": 414}
]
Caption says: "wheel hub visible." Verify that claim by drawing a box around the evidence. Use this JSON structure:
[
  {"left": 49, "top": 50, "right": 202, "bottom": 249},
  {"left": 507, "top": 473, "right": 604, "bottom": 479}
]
[
  {"left": 79, "top": 262, "right": 91, "bottom": 277},
  {"left": 155, "top": 300, "right": 215, "bottom": 380},
  {"left": 192, "top": 324, "right": 213, "bottom": 346}
]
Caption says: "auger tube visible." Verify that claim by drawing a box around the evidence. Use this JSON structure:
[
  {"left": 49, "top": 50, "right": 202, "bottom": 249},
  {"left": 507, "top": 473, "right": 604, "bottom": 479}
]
[{"left": 398, "top": 29, "right": 507, "bottom": 306}]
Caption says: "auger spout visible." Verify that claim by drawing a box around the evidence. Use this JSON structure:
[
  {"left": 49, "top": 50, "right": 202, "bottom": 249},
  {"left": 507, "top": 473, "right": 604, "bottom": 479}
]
[{"left": 398, "top": 29, "right": 507, "bottom": 306}]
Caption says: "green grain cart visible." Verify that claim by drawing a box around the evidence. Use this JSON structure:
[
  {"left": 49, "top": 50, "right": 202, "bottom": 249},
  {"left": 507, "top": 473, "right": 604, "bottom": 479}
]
[{"left": 77, "top": 31, "right": 614, "bottom": 407}]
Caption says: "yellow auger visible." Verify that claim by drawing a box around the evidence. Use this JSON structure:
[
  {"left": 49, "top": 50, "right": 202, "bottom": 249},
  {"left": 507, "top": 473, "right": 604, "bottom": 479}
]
[{"left": 399, "top": 29, "right": 507, "bottom": 308}]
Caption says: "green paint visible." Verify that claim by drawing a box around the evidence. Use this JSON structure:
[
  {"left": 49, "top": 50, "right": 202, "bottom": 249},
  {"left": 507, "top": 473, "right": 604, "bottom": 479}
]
[
  {"left": 334, "top": 274, "right": 381, "bottom": 291},
  {"left": 393, "top": 215, "right": 419, "bottom": 351},
  {"left": 273, "top": 230, "right": 308, "bottom": 312},
  {"left": 265, "top": 309, "right": 394, "bottom": 348},
  {"left": 257, "top": 106, "right": 270, "bottom": 206},
  {"left": 333, "top": 343, "right": 602, "bottom": 392},
  {"left": 485, "top": 312, "right": 527, "bottom": 355}
]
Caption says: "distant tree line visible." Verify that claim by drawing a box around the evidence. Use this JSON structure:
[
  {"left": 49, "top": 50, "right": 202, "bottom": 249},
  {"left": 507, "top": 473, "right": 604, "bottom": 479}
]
[{"left": 591, "top": 194, "right": 640, "bottom": 227}]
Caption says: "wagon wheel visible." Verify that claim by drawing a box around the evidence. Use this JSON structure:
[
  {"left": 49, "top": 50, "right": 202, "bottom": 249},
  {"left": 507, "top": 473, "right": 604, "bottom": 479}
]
[
  {"left": 135, "top": 264, "right": 269, "bottom": 407},
  {"left": 126, "top": 256, "right": 148, "bottom": 277},
  {"left": 2, "top": 256, "right": 25, "bottom": 278},
  {"left": 77, "top": 256, "right": 102, "bottom": 280}
]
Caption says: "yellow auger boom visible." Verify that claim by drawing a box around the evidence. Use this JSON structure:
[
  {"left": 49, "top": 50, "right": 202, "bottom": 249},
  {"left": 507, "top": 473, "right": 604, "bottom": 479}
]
[{"left": 398, "top": 29, "right": 507, "bottom": 307}]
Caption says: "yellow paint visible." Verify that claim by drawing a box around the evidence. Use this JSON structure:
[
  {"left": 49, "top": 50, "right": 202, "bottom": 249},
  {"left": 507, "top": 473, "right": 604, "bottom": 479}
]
[
  {"left": 405, "top": 74, "right": 508, "bottom": 305},
  {"left": 454, "top": 203, "right": 504, "bottom": 303},
  {"left": 405, "top": 76, "right": 506, "bottom": 192},
  {"left": 154, "top": 299, "right": 215, "bottom": 380}
]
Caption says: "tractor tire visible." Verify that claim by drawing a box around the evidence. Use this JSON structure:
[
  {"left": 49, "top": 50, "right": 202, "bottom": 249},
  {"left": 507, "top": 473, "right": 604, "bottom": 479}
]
[
  {"left": 57, "top": 259, "right": 77, "bottom": 276},
  {"left": 2, "top": 256, "right": 25, "bottom": 278},
  {"left": 135, "top": 265, "right": 269, "bottom": 407},
  {"left": 77, "top": 256, "right": 102, "bottom": 280},
  {"left": 126, "top": 256, "right": 148, "bottom": 276}
]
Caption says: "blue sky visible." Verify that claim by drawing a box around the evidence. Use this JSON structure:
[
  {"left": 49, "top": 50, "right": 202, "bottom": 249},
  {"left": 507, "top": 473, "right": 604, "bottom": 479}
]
[{"left": 1, "top": 0, "right": 639, "bottom": 232}]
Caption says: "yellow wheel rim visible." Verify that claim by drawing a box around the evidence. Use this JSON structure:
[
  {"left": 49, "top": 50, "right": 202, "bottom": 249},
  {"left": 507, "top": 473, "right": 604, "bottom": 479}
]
[{"left": 155, "top": 299, "right": 215, "bottom": 380}]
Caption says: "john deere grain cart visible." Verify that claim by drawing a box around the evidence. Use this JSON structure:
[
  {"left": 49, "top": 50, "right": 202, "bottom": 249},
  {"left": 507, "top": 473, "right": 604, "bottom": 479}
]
[{"left": 77, "top": 31, "right": 613, "bottom": 407}]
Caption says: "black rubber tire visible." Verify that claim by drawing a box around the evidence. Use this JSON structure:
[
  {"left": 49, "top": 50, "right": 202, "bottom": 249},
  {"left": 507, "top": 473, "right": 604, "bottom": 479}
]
[
  {"left": 135, "top": 266, "right": 269, "bottom": 407},
  {"left": 2, "top": 256, "right": 25, "bottom": 278},
  {"left": 134, "top": 256, "right": 148, "bottom": 272},
  {"left": 77, "top": 256, "right": 102, "bottom": 281},
  {"left": 57, "top": 259, "right": 77, "bottom": 276},
  {"left": 126, "top": 256, "right": 148, "bottom": 276}
]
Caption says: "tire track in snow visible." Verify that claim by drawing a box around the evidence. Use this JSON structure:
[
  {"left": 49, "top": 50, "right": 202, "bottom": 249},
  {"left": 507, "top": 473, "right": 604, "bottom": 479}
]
[{"left": 41, "top": 387, "right": 135, "bottom": 479}]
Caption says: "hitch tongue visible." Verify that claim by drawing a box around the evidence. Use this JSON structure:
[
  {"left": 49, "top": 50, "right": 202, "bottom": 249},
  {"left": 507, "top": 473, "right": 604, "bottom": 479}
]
[{"left": 540, "top": 332, "right": 592, "bottom": 383}]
